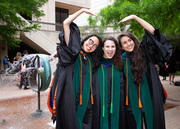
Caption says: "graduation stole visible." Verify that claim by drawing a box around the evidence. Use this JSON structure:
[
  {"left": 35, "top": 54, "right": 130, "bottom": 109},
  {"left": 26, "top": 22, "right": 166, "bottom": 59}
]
[
  {"left": 73, "top": 50, "right": 93, "bottom": 129},
  {"left": 122, "top": 52, "right": 153, "bottom": 129},
  {"left": 98, "top": 58, "right": 121, "bottom": 129}
]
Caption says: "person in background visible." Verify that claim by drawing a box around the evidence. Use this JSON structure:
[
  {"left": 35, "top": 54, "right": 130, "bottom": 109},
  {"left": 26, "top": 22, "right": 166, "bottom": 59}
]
[
  {"left": 117, "top": 15, "right": 172, "bottom": 129},
  {"left": 16, "top": 50, "right": 29, "bottom": 90},
  {"left": 13, "top": 52, "right": 22, "bottom": 86},
  {"left": 13, "top": 52, "right": 22, "bottom": 64},
  {"left": 168, "top": 47, "right": 177, "bottom": 84},
  {"left": 23, "top": 50, "right": 28, "bottom": 56},
  {"left": 3, "top": 55, "right": 9, "bottom": 70}
]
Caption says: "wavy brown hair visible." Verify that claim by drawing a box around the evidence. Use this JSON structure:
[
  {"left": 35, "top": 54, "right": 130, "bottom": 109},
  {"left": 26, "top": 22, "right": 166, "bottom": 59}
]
[
  {"left": 117, "top": 32, "right": 144, "bottom": 86},
  {"left": 102, "top": 36, "right": 123, "bottom": 70}
]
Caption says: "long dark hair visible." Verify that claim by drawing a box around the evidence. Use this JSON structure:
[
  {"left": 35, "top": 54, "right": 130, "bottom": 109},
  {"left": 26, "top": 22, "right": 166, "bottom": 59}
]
[
  {"left": 118, "top": 32, "right": 144, "bottom": 86},
  {"left": 102, "top": 36, "right": 123, "bottom": 70},
  {"left": 81, "top": 34, "right": 102, "bottom": 70}
]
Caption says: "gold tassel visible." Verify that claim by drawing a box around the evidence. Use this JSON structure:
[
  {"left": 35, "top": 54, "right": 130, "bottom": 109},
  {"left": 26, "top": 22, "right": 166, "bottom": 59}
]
[
  {"left": 87, "top": 56, "right": 94, "bottom": 104},
  {"left": 139, "top": 83, "right": 142, "bottom": 108},
  {"left": 126, "top": 58, "right": 128, "bottom": 105},
  {"left": 79, "top": 53, "right": 83, "bottom": 105}
]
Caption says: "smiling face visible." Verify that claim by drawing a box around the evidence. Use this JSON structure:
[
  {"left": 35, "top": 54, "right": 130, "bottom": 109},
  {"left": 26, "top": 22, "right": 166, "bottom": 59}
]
[
  {"left": 120, "top": 36, "right": 135, "bottom": 52},
  {"left": 102, "top": 40, "right": 116, "bottom": 59},
  {"left": 82, "top": 36, "right": 99, "bottom": 53}
]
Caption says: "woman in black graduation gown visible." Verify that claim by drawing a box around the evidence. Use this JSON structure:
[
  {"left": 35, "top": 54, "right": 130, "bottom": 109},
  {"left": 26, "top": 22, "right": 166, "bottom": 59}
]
[
  {"left": 93, "top": 37, "right": 125, "bottom": 129},
  {"left": 117, "top": 15, "right": 173, "bottom": 129},
  {"left": 50, "top": 8, "right": 102, "bottom": 129}
]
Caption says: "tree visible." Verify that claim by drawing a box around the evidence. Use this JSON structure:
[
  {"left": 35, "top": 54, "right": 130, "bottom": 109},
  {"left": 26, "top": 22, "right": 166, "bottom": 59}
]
[
  {"left": 0, "top": 0, "right": 47, "bottom": 49},
  {"left": 88, "top": 0, "right": 180, "bottom": 40},
  {"left": 79, "top": 15, "right": 105, "bottom": 39}
]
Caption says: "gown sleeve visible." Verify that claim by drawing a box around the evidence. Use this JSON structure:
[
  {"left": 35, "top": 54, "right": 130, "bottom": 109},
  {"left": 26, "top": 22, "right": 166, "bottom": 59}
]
[
  {"left": 141, "top": 28, "right": 173, "bottom": 64},
  {"left": 58, "top": 22, "right": 81, "bottom": 67}
]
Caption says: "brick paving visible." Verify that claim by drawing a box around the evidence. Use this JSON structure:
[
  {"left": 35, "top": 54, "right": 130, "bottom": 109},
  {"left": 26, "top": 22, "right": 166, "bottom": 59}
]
[{"left": 0, "top": 74, "right": 180, "bottom": 128}]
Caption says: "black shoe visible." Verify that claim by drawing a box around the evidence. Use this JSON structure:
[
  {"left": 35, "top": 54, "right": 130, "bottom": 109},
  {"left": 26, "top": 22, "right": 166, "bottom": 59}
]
[
  {"left": 162, "top": 77, "right": 166, "bottom": 81},
  {"left": 16, "top": 84, "right": 22, "bottom": 89},
  {"left": 24, "top": 87, "right": 29, "bottom": 90}
]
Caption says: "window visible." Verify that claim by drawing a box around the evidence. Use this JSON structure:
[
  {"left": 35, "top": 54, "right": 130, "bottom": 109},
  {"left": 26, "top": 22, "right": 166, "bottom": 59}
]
[
  {"left": 56, "top": 7, "right": 68, "bottom": 31},
  {"left": 20, "top": 13, "right": 32, "bottom": 21}
]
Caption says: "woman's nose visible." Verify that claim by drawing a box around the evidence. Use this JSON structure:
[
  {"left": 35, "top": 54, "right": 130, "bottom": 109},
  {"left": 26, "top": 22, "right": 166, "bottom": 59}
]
[
  {"left": 127, "top": 41, "right": 131, "bottom": 45},
  {"left": 88, "top": 43, "right": 93, "bottom": 47}
]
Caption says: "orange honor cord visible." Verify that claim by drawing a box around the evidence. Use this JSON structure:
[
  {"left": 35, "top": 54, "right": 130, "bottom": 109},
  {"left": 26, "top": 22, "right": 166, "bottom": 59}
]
[
  {"left": 79, "top": 53, "right": 83, "bottom": 105},
  {"left": 79, "top": 51, "right": 94, "bottom": 105},
  {"left": 139, "top": 83, "right": 142, "bottom": 108},
  {"left": 87, "top": 56, "right": 94, "bottom": 104},
  {"left": 126, "top": 58, "right": 128, "bottom": 106}
]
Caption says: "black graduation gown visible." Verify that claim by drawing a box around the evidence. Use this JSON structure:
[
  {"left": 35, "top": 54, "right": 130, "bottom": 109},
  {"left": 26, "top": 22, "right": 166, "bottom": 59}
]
[
  {"left": 124, "top": 28, "right": 173, "bottom": 129},
  {"left": 51, "top": 22, "right": 100, "bottom": 129},
  {"left": 159, "top": 62, "right": 169, "bottom": 77},
  {"left": 93, "top": 58, "right": 125, "bottom": 129},
  {"left": 167, "top": 55, "right": 176, "bottom": 73}
]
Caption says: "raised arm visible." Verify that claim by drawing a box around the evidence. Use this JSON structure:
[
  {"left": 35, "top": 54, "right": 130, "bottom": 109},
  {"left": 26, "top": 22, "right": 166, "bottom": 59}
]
[
  {"left": 63, "top": 8, "right": 98, "bottom": 46},
  {"left": 118, "top": 15, "right": 155, "bottom": 35}
]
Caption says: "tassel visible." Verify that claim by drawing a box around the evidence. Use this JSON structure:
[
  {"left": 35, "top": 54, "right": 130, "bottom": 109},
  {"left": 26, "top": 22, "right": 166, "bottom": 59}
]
[
  {"left": 126, "top": 58, "right": 128, "bottom": 105},
  {"left": 79, "top": 51, "right": 94, "bottom": 105},
  {"left": 87, "top": 56, "right": 94, "bottom": 104},
  {"left": 110, "top": 103, "right": 113, "bottom": 113},
  {"left": 110, "top": 65, "right": 114, "bottom": 113},
  {"left": 80, "top": 95, "right": 82, "bottom": 105},
  {"left": 139, "top": 83, "right": 142, "bottom": 108},
  {"left": 91, "top": 93, "right": 94, "bottom": 104},
  {"left": 103, "top": 106, "right": 105, "bottom": 117},
  {"left": 101, "top": 66, "right": 105, "bottom": 117},
  {"left": 79, "top": 53, "right": 83, "bottom": 105},
  {"left": 139, "top": 98, "right": 142, "bottom": 108}
]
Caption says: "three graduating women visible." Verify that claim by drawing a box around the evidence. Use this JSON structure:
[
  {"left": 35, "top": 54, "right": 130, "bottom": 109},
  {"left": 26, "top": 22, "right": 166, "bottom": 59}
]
[{"left": 49, "top": 8, "right": 172, "bottom": 129}]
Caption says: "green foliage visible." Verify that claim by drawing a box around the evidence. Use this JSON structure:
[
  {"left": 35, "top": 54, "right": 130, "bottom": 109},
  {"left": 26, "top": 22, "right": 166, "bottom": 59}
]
[
  {"left": 79, "top": 15, "right": 105, "bottom": 39},
  {"left": 0, "top": 0, "right": 47, "bottom": 49},
  {"left": 88, "top": 0, "right": 180, "bottom": 40}
]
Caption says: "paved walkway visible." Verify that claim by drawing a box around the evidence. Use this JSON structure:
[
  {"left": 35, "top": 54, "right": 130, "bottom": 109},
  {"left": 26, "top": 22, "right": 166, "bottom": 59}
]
[
  {"left": 0, "top": 74, "right": 180, "bottom": 128},
  {"left": 160, "top": 75, "right": 180, "bottom": 129}
]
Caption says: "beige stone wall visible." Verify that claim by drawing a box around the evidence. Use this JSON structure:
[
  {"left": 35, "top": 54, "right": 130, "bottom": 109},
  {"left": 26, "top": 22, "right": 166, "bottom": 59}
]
[
  {"left": 55, "top": 0, "right": 90, "bottom": 14},
  {"left": 55, "top": 0, "right": 90, "bottom": 8},
  {"left": 38, "top": 0, "right": 56, "bottom": 31},
  {"left": 40, "top": 31, "right": 60, "bottom": 44}
]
